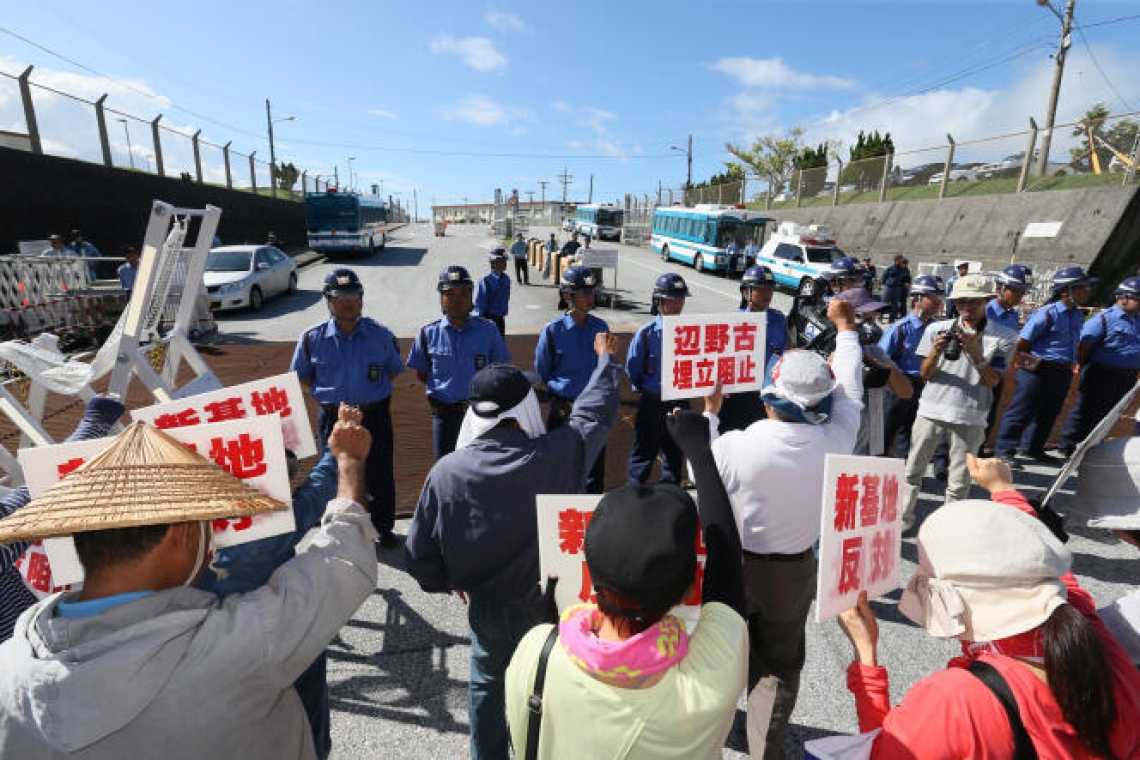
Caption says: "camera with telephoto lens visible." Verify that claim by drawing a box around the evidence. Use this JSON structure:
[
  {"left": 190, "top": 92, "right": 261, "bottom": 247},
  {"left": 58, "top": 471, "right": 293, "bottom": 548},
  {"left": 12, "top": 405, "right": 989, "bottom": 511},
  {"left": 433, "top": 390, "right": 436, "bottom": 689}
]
[
  {"left": 941, "top": 319, "right": 963, "bottom": 361},
  {"left": 789, "top": 277, "right": 891, "bottom": 388}
]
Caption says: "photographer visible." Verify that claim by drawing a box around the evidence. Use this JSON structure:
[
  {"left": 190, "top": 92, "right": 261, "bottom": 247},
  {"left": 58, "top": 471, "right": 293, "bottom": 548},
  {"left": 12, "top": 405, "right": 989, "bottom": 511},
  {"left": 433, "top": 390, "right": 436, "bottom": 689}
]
[{"left": 900, "top": 275, "right": 1017, "bottom": 534}]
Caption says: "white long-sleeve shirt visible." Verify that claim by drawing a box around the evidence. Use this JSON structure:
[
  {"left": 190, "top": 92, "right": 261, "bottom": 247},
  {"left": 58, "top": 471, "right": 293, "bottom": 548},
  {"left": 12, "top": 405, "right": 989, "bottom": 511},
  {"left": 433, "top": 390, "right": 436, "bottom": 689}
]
[{"left": 709, "top": 331, "right": 864, "bottom": 554}]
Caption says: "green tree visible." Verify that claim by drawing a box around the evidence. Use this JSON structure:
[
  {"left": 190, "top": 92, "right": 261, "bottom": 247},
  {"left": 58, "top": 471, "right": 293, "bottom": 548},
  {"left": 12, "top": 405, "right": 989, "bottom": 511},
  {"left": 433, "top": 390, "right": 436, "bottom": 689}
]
[
  {"left": 273, "top": 162, "right": 300, "bottom": 193},
  {"left": 1070, "top": 103, "right": 1138, "bottom": 172},
  {"left": 794, "top": 142, "right": 830, "bottom": 198},
  {"left": 841, "top": 130, "right": 894, "bottom": 191},
  {"left": 726, "top": 127, "right": 805, "bottom": 199}
]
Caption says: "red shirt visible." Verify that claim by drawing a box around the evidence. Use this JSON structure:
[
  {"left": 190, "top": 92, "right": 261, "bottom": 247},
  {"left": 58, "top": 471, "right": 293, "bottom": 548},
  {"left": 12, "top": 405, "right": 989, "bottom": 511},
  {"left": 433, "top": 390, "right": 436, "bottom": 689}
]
[{"left": 847, "top": 490, "right": 1140, "bottom": 759}]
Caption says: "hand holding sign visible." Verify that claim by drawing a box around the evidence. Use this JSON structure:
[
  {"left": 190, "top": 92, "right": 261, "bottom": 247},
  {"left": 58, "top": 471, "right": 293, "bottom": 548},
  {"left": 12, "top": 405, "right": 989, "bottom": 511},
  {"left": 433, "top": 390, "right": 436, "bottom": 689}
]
[
  {"left": 966, "top": 454, "right": 1015, "bottom": 495},
  {"left": 594, "top": 331, "right": 619, "bottom": 357},
  {"left": 837, "top": 590, "right": 879, "bottom": 667}
]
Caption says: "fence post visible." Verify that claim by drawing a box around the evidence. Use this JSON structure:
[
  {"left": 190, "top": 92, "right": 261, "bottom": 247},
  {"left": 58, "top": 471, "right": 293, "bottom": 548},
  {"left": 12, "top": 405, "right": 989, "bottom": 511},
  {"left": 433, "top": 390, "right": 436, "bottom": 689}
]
[
  {"left": 95, "top": 94, "right": 112, "bottom": 167},
  {"left": 192, "top": 130, "right": 203, "bottom": 183},
  {"left": 740, "top": 175, "right": 747, "bottom": 205},
  {"left": 249, "top": 151, "right": 258, "bottom": 193},
  {"left": 17, "top": 67, "right": 42, "bottom": 155},
  {"left": 795, "top": 169, "right": 804, "bottom": 208},
  {"left": 150, "top": 115, "right": 165, "bottom": 176},
  {"left": 269, "top": 162, "right": 278, "bottom": 200},
  {"left": 301, "top": 171, "right": 307, "bottom": 198},
  {"left": 1016, "top": 118, "right": 1038, "bottom": 194},
  {"left": 879, "top": 152, "right": 893, "bottom": 203},
  {"left": 939, "top": 134, "right": 955, "bottom": 200},
  {"left": 223, "top": 141, "right": 233, "bottom": 189},
  {"left": 833, "top": 160, "right": 843, "bottom": 206},
  {"left": 764, "top": 182, "right": 771, "bottom": 211}
]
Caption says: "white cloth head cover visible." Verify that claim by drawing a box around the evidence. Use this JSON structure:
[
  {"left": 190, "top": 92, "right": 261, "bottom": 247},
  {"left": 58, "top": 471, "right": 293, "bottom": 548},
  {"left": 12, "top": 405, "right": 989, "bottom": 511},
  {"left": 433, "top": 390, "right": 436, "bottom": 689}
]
[
  {"left": 455, "top": 389, "right": 547, "bottom": 450},
  {"left": 762, "top": 350, "right": 836, "bottom": 410},
  {"left": 899, "top": 499, "right": 1070, "bottom": 641}
]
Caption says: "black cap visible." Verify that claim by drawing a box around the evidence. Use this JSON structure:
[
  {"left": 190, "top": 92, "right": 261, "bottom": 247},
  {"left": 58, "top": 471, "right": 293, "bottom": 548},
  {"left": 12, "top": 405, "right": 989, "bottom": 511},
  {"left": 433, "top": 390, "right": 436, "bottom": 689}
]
[
  {"left": 467, "top": 364, "right": 539, "bottom": 418},
  {"left": 585, "top": 484, "right": 698, "bottom": 619}
]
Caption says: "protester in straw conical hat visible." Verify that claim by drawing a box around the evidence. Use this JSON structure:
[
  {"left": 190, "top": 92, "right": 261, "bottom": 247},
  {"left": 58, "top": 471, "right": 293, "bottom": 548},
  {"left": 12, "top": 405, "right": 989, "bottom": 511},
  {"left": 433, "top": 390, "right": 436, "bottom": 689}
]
[{"left": 0, "top": 407, "right": 378, "bottom": 760}]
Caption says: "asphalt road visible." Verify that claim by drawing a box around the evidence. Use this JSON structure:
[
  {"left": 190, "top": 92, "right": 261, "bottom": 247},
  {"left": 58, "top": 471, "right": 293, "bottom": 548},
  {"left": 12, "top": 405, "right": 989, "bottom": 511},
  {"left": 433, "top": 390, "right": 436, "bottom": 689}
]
[{"left": 213, "top": 223, "right": 1135, "bottom": 758}]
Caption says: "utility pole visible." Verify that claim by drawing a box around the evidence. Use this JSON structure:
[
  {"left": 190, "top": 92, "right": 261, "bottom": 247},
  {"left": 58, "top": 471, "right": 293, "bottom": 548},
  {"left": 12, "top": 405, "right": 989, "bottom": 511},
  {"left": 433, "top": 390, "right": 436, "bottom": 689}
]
[
  {"left": 538, "top": 180, "right": 549, "bottom": 204},
  {"left": 1037, "top": 0, "right": 1076, "bottom": 177},
  {"left": 686, "top": 134, "right": 693, "bottom": 189},
  {"left": 525, "top": 190, "right": 534, "bottom": 206},
  {"left": 266, "top": 100, "right": 277, "bottom": 193},
  {"left": 413, "top": 188, "right": 419, "bottom": 223},
  {"left": 587, "top": 174, "right": 594, "bottom": 204},
  {"left": 558, "top": 168, "right": 573, "bottom": 222},
  {"left": 334, "top": 165, "right": 339, "bottom": 188}
]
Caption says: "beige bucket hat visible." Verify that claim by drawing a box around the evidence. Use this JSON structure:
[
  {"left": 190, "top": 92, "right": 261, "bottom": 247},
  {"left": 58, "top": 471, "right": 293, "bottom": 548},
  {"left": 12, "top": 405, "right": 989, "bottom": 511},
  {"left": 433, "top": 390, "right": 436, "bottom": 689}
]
[{"left": 0, "top": 421, "right": 286, "bottom": 544}]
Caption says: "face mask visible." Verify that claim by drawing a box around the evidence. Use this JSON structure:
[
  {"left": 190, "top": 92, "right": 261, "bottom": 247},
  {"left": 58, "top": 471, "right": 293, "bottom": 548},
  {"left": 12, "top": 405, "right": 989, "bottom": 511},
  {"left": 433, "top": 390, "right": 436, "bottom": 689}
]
[{"left": 183, "top": 522, "right": 216, "bottom": 587}]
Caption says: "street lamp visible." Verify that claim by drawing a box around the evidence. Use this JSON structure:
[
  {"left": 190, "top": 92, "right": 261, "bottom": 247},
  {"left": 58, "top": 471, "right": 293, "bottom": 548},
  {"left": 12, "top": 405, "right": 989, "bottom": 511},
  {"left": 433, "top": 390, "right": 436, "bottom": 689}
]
[
  {"left": 670, "top": 134, "right": 693, "bottom": 190},
  {"left": 265, "top": 99, "right": 296, "bottom": 193},
  {"left": 1035, "top": 0, "right": 1075, "bottom": 177},
  {"left": 115, "top": 118, "right": 135, "bottom": 169}
]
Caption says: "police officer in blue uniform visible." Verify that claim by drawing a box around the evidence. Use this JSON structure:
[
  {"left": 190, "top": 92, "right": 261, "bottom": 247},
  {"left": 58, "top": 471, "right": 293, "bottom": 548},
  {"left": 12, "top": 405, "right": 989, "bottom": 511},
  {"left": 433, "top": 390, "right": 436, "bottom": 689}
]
[
  {"left": 829, "top": 256, "right": 868, "bottom": 296},
  {"left": 881, "top": 274, "right": 945, "bottom": 459},
  {"left": 978, "top": 265, "right": 1031, "bottom": 452},
  {"left": 1057, "top": 276, "right": 1140, "bottom": 454},
  {"left": 474, "top": 248, "right": 511, "bottom": 336},
  {"left": 408, "top": 265, "right": 511, "bottom": 461},
  {"left": 881, "top": 255, "right": 912, "bottom": 322},
  {"left": 626, "top": 273, "right": 691, "bottom": 484},
  {"left": 535, "top": 265, "right": 610, "bottom": 492},
  {"left": 996, "top": 266, "right": 1096, "bottom": 465},
  {"left": 720, "top": 265, "right": 789, "bottom": 433},
  {"left": 290, "top": 268, "right": 404, "bottom": 544}
]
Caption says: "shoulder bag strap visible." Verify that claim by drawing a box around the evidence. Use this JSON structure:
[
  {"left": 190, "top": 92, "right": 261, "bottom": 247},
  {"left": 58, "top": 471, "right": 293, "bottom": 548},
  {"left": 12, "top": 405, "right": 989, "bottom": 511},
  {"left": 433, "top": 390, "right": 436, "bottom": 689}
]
[
  {"left": 966, "top": 660, "right": 1038, "bottom": 760},
  {"left": 525, "top": 626, "right": 560, "bottom": 760}
]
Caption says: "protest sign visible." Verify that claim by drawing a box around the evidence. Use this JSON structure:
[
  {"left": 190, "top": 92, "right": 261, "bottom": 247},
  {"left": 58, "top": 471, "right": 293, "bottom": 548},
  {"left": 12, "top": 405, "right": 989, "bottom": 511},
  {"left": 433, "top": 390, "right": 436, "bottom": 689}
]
[
  {"left": 18, "top": 415, "right": 293, "bottom": 590},
  {"left": 536, "top": 494, "right": 706, "bottom": 630},
  {"left": 815, "top": 454, "right": 906, "bottom": 623},
  {"left": 131, "top": 371, "right": 316, "bottom": 458},
  {"left": 660, "top": 312, "right": 767, "bottom": 401}
]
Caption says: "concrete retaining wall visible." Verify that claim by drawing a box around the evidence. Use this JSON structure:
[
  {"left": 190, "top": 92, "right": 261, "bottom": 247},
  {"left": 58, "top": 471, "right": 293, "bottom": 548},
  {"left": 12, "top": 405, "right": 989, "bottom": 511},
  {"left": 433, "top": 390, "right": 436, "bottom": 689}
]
[
  {"left": 0, "top": 146, "right": 307, "bottom": 257},
  {"left": 767, "top": 185, "right": 1140, "bottom": 278}
]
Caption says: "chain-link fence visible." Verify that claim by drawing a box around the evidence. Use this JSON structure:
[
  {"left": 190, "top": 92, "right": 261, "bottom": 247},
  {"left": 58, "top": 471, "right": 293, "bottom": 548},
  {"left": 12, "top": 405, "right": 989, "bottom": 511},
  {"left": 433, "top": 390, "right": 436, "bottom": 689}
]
[{"left": 0, "top": 66, "right": 328, "bottom": 200}]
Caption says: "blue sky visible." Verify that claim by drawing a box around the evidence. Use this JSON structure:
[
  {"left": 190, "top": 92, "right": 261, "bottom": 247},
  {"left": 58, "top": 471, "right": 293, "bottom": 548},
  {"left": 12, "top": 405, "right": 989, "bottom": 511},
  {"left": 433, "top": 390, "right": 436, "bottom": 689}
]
[{"left": 2, "top": 0, "right": 1139, "bottom": 211}]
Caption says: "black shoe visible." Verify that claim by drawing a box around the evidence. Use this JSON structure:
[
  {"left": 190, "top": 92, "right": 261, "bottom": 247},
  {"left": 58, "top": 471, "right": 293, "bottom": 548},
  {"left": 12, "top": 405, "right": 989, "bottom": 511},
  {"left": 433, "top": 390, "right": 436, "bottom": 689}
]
[
  {"left": 1027, "top": 450, "right": 1062, "bottom": 465},
  {"left": 377, "top": 531, "right": 402, "bottom": 550}
]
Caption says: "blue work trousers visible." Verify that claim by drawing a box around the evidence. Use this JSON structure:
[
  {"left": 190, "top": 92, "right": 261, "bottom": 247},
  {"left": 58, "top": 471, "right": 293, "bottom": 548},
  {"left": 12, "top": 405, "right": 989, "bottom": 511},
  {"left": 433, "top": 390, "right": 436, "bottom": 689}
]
[
  {"left": 317, "top": 400, "right": 394, "bottom": 534},
  {"left": 1059, "top": 363, "right": 1138, "bottom": 452},
  {"left": 627, "top": 394, "right": 690, "bottom": 485},
  {"left": 468, "top": 598, "right": 542, "bottom": 760},
  {"left": 882, "top": 287, "right": 909, "bottom": 322},
  {"left": 996, "top": 365, "right": 1073, "bottom": 457},
  {"left": 295, "top": 653, "right": 330, "bottom": 759},
  {"left": 546, "top": 400, "right": 605, "bottom": 493},
  {"left": 431, "top": 403, "right": 467, "bottom": 461}
]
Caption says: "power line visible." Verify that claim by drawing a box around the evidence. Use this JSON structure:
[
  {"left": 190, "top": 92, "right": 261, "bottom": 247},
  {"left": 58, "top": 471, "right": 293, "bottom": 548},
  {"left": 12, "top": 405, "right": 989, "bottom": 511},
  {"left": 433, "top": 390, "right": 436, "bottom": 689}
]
[
  {"left": 1080, "top": 12, "right": 1140, "bottom": 30},
  {"left": 1074, "top": 22, "right": 1134, "bottom": 112}
]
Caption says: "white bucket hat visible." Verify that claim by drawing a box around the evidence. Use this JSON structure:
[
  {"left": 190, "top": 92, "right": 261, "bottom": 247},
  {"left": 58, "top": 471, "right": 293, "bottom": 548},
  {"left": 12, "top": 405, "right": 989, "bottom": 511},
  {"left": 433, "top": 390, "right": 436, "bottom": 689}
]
[{"left": 949, "top": 274, "right": 993, "bottom": 300}]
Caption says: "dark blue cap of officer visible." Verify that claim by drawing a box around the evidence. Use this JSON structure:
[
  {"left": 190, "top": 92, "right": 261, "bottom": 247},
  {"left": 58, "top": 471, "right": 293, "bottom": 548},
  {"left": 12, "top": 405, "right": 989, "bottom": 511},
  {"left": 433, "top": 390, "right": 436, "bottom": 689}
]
[
  {"left": 560, "top": 265, "right": 598, "bottom": 295},
  {"left": 437, "top": 265, "right": 474, "bottom": 292},
  {"left": 910, "top": 274, "right": 945, "bottom": 297},
  {"left": 829, "top": 256, "right": 866, "bottom": 278},
  {"left": 488, "top": 248, "right": 507, "bottom": 263},
  {"left": 1051, "top": 266, "right": 1097, "bottom": 294},
  {"left": 740, "top": 265, "right": 776, "bottom": 292},
  {"left": 995, "top": 265, "right": 1031, "bottom": 291},
  {"left": 1115, "top": 276, "right": 1140, "bottom": 298},
  {"left": 652, "top": 272, "right": 690, "bottom": 300},
  {"left": 323, "top": 268, "right": 363, "bottom": 298}
]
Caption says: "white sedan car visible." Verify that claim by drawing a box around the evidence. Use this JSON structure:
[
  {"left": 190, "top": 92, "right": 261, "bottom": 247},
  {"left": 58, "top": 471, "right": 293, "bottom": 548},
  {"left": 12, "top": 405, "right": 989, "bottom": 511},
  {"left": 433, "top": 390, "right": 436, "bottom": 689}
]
[{"left": 205, "top": 245, "right": 297, "bottom": 312}]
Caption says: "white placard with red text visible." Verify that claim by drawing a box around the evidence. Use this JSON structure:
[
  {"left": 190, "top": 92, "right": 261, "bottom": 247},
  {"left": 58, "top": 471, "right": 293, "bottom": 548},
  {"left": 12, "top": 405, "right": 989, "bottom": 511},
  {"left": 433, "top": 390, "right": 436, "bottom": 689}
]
[
  {"left": 130, "top": 371, "right": 316, "bottom": 458},
  {"left": 18, "top": 415, "right": 293, "bottom": 591},
  {"left": 815, "top": 454, "right": 906, "bottom": 623},
  {"left": 536, "top": 494, "right": 707, "bottom": 630},
  {"left": 660, "top": 313, "right": 767, "bottom": 401}
]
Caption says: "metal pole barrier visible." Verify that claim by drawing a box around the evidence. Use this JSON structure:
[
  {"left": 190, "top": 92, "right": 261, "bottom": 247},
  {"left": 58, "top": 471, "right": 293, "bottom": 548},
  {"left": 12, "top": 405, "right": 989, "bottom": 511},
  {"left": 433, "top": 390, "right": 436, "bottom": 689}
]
[
  {"left": 192, "top": 130, "right": 203, "bottom": 183},
  {"left": 95, "top": 94, "right": 112, "bottom": 167},
  {"left": 879, "top": 152, "right": 893, "bottom": 203},
  {"left": 17, "top": 67, "right": 42, "bottom": 155},
  {"left": 1016, "top": 118, "right": 1038, "bottom": 194},
  {"left": 223, "top": 142, "right": 233, "bottom": 189},
  {"left": 795, "top": 169, "right": 804, "bottom": 208},
  {"left": 249, "top": 152, "right": 258, "bottom": 193},
  {"left": 939, "top": 134, "right": 955, "bottom": 200},
  {"left": 150, "top": 115, "right": 165, "bottom": 176}
]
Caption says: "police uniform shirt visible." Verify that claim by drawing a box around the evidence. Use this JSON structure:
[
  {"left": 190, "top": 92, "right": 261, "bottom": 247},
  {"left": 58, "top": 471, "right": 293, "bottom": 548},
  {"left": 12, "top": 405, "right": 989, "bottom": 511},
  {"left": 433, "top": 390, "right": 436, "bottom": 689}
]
[
  {"left": 407, "top": 316, "right": 511, "bottom": 403},
  {"left": 1083, "top": 304, "right": 1140, "bottom": 370},
  {"left": 625, "top": 318, "right": 664, "bottom": 394},
  {"left": 536, "top": 313, "right": 609, "bottom": 400},
  {"left": 985, "top": 298, "right": 1021, "bottom": 333},
  {"left": 1020, "top": 301, "right": 1084, "bottom": 363},
  {"left": 737, "top": 306, "right": 788, "bottom": 371},
  {"left": 509, "top": 241, "right": 529, "bottom": 259},
  {"left": 474, "top": 270, "right": 511, "bottom": 318},
  {"left": 879, "top": 313, "right": 931, "bottom": 377},
  {"left": 290, "top": 317, "right": 404, "bottom": 405}
]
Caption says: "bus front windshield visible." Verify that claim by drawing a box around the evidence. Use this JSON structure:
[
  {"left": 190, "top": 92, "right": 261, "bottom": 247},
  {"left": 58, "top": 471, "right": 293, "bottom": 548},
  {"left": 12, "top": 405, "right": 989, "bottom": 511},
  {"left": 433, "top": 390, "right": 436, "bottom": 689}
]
[
  {"left": 305, "top": 196, "right": 359, "bottom": 229},
  {"left": 597, "top": 209, "right": 623, "bottom": 227},
  {"left": 716, "top": 221, "right": 760, "bottom": 248}
]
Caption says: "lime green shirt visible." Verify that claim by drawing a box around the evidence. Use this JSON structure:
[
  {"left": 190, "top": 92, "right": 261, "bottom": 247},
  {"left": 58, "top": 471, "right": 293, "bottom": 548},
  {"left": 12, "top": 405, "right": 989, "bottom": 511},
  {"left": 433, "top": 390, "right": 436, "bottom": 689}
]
[{"left": 506, "top": 602, "right": 747, "bottom": 759}]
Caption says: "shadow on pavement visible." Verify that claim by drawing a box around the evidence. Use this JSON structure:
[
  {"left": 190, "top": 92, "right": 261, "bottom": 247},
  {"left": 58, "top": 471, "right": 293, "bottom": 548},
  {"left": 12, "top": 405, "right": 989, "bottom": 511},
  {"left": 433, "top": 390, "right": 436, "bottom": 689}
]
[
  {"left": 327, "top": 587, "right": 470, "bottom": 735},
  {"left": 321, "top": 245, "right": 428, "bottom": 269},
  {"left": 724, "top": 709, "right": 845, "bottom": 757}
]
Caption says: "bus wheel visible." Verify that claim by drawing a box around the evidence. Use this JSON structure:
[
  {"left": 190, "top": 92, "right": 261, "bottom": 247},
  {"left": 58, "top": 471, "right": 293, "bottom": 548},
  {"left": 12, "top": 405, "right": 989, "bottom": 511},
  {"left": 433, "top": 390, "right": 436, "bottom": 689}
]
[
  {"left": 693, "top": 253, "right": 704, "bottom": 272},
  {"left": 661, "top": 244, "right": 670, "bottom": 262}
]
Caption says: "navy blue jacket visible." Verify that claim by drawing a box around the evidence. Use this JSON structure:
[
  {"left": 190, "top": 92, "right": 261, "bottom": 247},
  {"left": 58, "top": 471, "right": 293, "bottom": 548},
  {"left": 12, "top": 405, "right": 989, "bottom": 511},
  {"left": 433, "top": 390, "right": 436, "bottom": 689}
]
[{"left": 404, "top": 354, "right": 621, "bottom": 603}]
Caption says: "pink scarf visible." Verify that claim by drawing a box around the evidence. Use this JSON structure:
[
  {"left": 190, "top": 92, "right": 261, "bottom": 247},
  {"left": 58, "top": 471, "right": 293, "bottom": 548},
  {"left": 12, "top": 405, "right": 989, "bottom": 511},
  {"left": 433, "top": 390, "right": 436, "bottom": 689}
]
[{"left": 558, "top": 604, "right": 690, "bottom": 688}]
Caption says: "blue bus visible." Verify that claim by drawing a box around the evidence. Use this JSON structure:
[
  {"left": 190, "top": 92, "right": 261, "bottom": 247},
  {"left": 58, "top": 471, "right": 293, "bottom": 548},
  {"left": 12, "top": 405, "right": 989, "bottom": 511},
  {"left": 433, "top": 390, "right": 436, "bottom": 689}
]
[
  {"left": 650, "top": 205, "right": 768, "bottom": 274},
  {"left": 573, "top": 204, "right": 624, "bottom": 241},
  {"left": 304, "top": 190, "right": 388, "bottom": 255}
]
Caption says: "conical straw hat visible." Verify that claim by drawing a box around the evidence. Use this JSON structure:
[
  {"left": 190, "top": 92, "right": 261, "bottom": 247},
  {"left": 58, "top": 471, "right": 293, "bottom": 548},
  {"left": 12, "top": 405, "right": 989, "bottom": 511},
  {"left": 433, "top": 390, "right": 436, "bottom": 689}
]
[{"left": 0, "top": 421, "right": 287, "bottom": 544}]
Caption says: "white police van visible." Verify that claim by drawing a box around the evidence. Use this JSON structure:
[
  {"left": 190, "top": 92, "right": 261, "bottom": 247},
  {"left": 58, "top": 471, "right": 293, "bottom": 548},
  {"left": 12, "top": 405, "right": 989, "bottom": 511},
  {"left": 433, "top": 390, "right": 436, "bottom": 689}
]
[{"left": 753, "top": 222, "right": 848, "bottom": 293}]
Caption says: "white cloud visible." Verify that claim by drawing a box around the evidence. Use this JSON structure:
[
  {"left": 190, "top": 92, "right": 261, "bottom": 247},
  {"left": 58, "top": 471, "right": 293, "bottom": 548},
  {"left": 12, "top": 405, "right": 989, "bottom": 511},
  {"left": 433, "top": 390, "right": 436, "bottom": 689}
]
[
  {"left": 441, "top": 94, "right": 533, "bottom": 129},
  {"left": 484, "top": 10, "right": 525, "bottom": 33},
  {"left": 712, "top": 57, "right": 855, "bottom": 90},
  {"left": 429, "top": 35, "right": 508, "bottom": 72},
  {"left": 367, "top": 109, "right": 397, "bottom": 120}
]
